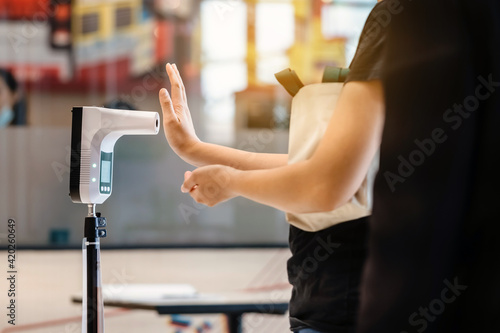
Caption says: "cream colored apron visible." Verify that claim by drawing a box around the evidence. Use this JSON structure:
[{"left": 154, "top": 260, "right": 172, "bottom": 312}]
[{"left": 275, "top": 67, "right": 379, "bottom": 232}]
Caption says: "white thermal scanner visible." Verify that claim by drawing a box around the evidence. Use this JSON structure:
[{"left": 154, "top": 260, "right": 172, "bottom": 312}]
[{"left": 69, "top": 106, "right": 160, "bottom": 204}]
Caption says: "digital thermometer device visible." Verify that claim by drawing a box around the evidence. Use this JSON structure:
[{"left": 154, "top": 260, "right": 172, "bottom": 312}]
[
  {"left": 69, "top": 106, "right": 159, "bottom": 333},
  {"left": 69, "top": 106, "right": 160, "bottom": 204}
]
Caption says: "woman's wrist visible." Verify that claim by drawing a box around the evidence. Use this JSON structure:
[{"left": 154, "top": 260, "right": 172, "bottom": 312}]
[
  {"left": 187, "top": 140, "right": 209, "bottom": 165},
  {"left": 227, "top": 167, "right": 242, "bottom": 196}
]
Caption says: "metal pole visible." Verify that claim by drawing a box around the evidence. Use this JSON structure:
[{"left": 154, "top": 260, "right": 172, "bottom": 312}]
[
  {"left": 88, "top": 204, "right": 96, "bottom": 217},
  {"left": 84, "top": 204, "right": 106, "bottom": 333}
]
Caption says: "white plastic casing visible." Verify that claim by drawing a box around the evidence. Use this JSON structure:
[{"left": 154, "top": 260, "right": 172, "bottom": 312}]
[{"left": 70, "top": 106, "right": 160, "bottom": 204}]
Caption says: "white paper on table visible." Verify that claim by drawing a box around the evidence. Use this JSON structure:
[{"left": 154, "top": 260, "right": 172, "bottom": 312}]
[{"left": 101, "top": 284, "right": 198, "bottom": 301}]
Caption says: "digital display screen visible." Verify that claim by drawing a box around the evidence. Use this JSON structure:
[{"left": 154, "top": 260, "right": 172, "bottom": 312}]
[{"left": 101, "top": 160, "right": 111, "bottom": 183}]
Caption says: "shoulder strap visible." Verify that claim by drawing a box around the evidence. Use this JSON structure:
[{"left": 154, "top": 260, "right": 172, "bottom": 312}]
[
  {"left": 274, "top": 67, "right": 350, "bottom": 96},
  {"left": 322, "top": 67, "right": 350, "bottom": 83},
  {"left": 274, "top": 68, "right": 304, "bottom": 97}
]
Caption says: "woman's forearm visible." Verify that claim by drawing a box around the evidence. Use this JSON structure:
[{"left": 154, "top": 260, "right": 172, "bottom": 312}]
[
  {"left": 181, "top": 160, "right": 330, "bottom": 213},
  {"left": 229, "top": 160, "right": 338, "bottom": 214},
  {"left": 186, "top": 141, "right": 288, "bottom": 170}
]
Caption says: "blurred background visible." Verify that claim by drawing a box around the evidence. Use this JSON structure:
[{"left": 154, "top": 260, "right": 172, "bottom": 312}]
[{"left": 0, "top": 0, "right": 376, "bottom": 248}]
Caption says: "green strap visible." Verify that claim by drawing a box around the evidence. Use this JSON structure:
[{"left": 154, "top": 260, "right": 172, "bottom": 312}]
[
  {"left": 274, "top": 68, "right": 304, "bottom": 97},
  {"left": 322, "top": 67, "right": 350, "bottom": 83}
]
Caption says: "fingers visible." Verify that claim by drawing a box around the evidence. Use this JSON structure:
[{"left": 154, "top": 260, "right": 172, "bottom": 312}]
[
  {"left": 165, "top": 63, "right": 186, "bottom": 104},
  {"left": 172, "top": 64, "right": 187, "bottom": 101},
  {"left": 159, "top": 88, "right": 177, "bottom": 123},
  {"left": 161, "top": 62, "right": 186, "bottom": 123}
]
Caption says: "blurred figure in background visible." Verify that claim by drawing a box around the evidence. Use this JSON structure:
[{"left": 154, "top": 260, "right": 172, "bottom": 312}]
[{"left": 0, "top": 69, "right": 26, "bottom": 127}]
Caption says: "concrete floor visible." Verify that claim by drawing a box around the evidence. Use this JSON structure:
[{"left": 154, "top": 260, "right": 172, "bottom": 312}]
[{"left": 0, "top": 249, "right": 292, "bottom": 333}]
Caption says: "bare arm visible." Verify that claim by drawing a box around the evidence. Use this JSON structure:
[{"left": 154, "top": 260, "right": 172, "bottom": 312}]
[
  {"left": 160, "top": 63, "right": 287, "bottom": 170},
  {"left": 184, "top": 142, "right": 288, "bottom": 170},
  {"left": 182, "top": 80, "right": 385, "bottom": 214}
]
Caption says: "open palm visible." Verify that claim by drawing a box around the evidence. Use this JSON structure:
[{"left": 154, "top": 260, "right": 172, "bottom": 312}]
[{"left": 159, "top": 63, "right": 200, "bottom": 160}]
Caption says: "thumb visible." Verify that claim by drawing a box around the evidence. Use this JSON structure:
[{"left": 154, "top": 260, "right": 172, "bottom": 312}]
[
  {"left": 181, "top": 171, "right": 197, "bottom": 193},
  {"left": 159, "top": 88, "right": 177, "bottom": 123}
]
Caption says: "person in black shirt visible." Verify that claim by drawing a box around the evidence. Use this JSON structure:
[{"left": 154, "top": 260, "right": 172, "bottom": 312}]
[
  {"left": 357, "top": 1, "right": 500, "bottom": 333},
  {"left": 158, "top": 1, "right": 387, "bottom": 332}
]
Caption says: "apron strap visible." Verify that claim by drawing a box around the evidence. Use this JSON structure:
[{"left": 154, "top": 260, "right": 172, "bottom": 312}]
[
  {"left": 322, "top": 67, "right": 350, "bottom": 83},
  {"left": 274, "top": 68, "right": 304, "bottom": 97},
  {"left": 274, "top": 67, "right": 350, "bottom": 96}
]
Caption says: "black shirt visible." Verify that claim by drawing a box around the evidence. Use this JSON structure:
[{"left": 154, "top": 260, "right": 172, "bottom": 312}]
[
  {"left": 287, "top": 2, "right": 388, "bottom": 332},
  {"left": 346, "top": 1, "right": 387, "bottom": 83},
  {"left": 357, "top": 0, "right": 500, "bottom": 332}
]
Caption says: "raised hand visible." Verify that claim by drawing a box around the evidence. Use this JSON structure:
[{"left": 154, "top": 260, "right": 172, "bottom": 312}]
[{"left": 159, "top": 63, "right": 200, "bottom": 161}]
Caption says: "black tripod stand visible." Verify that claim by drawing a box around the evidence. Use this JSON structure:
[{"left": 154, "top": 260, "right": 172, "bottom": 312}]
[{"left": 82, "top": 204, "right": 107, "bottom": 333}]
